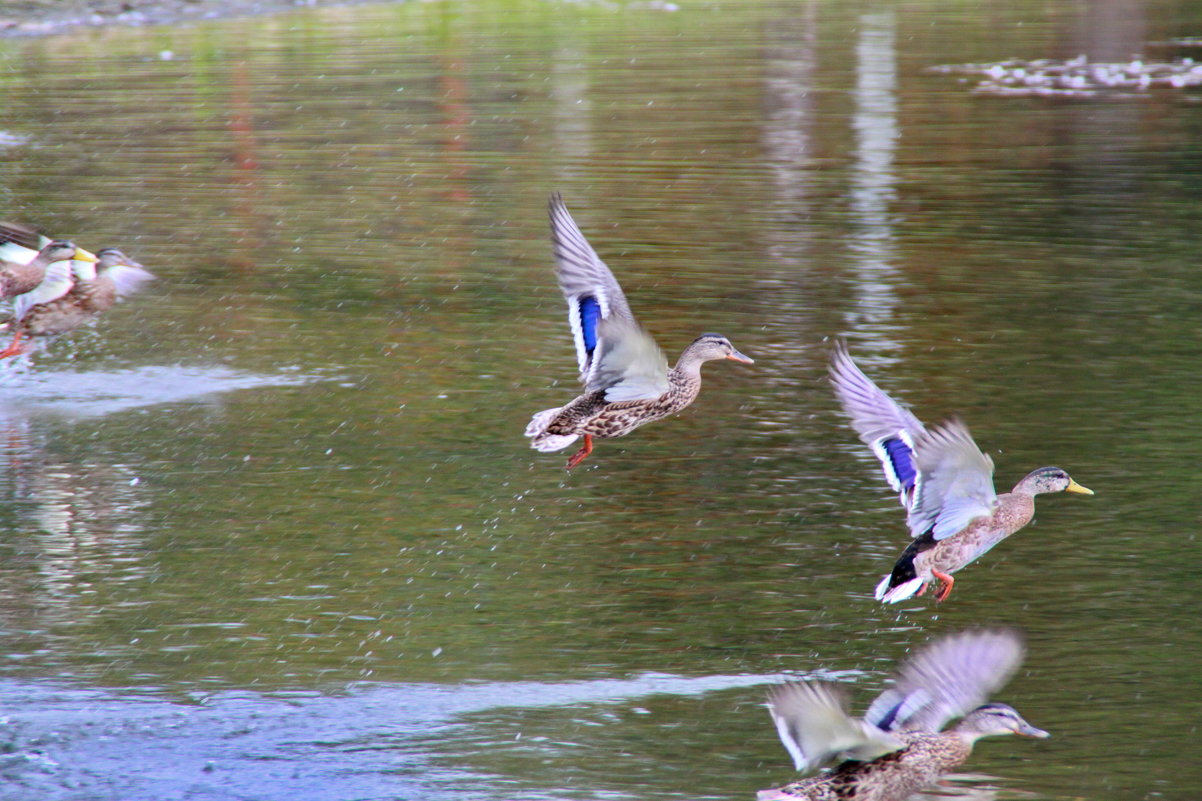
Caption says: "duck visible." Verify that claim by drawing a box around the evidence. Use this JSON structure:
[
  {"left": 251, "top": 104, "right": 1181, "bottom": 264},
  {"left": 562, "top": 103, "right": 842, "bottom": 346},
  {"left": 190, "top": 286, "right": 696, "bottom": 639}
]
[
  {"left": 0, "top": 248, "right": 154, "bottom": 358},
  {"left": 525, "top": 193, "right": 753, "bottom": 469},
  {"left": 828, "top": 343, "right": 1093, "bottom": 603},
  {"left": 0, "top": 237, "right": 98, "bottom": 300},
  {"left": 760, "top": 629, "right": 1049, "bottom": 801}
]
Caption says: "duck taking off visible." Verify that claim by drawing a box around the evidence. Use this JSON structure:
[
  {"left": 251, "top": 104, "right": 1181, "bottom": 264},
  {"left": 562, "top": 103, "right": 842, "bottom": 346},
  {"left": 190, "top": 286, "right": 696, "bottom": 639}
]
[
  {"left": 829, "top": 342, "right": 1093, "bottom": 603},
  {"left": 0, "top": 248, "right": 154, "bottom": 359},
  {"left": 760, "top": 629, "right": 1049, "bottom": 801},
  {"left": 0, "top": 236, "right": 97, "bottom": 300},
  {"left": 525, "top": 194, "right": 752, "bottom": 469}
]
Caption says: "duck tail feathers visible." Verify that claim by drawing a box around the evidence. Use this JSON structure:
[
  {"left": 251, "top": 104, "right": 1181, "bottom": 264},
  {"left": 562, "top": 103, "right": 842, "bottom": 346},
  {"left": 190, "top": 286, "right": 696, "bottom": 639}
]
[
  {"left": 877, "top": 577, "right": 925, "bottom": 603},
  {"left": 525, "top": 407, "right": 578, "bottom": 452}
]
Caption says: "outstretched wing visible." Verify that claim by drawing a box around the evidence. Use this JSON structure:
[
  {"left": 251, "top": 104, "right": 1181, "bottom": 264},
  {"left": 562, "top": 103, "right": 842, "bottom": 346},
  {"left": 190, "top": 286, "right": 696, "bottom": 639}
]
[
  {"left": 829, "top": 343, "right": 928, "bottom": 507},
  {"left": 767, "top": 682, "right": 903, "bottom": 773},
  {"left": 864, "top": 629, "right": 1025, "bottom": 734},
  {"left": 548, "top": 193, "right": 657, "bottom": 387},
  {"left": 12, "top": 261, "right": 73, "bottom": 322},
  {"left": 907, "top": 419, "right": 997, "bottom": 540}
]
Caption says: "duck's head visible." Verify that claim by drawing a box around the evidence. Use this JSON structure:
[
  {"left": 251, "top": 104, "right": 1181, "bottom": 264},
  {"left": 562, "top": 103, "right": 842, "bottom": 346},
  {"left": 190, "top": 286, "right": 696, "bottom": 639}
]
[
  {"left": 955, "top": 703, "right": 1049, "bottom": 741},
  {"left": 684, "top": 333, "right": 754, "bottom": 365},
  {"left": 44, "top": 240, "right": 97, "bottom": 265},
  {"left": 1018, "top": 466, "right": 1093, "bottom": 496},
  {"left": 97, "top": 248, "right": 146, "bottom": 271}
]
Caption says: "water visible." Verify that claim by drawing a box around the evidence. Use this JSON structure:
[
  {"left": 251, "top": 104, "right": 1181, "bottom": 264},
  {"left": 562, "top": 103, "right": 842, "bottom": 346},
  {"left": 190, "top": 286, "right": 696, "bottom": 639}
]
[{"left": 0, "top": 0, "right": 1199, "bottom": 798}]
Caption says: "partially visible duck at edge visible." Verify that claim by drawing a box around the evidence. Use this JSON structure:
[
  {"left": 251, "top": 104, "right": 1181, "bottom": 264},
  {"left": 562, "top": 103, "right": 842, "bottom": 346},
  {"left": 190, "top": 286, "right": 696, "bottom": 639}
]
[
  {"left": 0, "top": 247, "right": 154, "bottom": 358},
  {"left": 760, "top": 629, "right": 1049, "bottom": 801}
]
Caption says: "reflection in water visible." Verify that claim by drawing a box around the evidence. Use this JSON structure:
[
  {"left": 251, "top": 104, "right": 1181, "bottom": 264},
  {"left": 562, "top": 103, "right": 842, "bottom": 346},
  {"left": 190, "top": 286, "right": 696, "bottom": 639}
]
[
  {"left": 846, "top": 10, "right": 901, "bottom": 354},
  {"left": 0, "top": 413, "right": 149, "bottom": 639},
  {"left": 754, "top": 1, "right": 820, "bottom": 413},
  {"left": 761, "top": 18, "right": 815, "bottom": 216},
  {"left": 0, "top": 364, "right": 317, "bottom": 417},
  {"left": 0, "top": 365, "right": 321, "bottom": 658},
  {"left": 551, "top": 43, "right": 593, "bottom": 185}
]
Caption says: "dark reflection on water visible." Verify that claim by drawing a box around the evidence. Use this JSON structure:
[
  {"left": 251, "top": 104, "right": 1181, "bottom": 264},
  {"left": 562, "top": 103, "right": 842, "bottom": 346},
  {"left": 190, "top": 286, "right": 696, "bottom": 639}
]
[{"left": 0, "top": 0, "right": 1199, "bottom": 799}]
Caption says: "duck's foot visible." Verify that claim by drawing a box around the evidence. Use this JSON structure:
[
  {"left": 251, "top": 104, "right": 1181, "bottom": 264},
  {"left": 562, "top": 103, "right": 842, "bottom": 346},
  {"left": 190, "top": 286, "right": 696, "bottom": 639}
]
[
  {"left": 0, "top": 331, "right": 27, "bottom": 360},
  {"left": 932, "top": 570, "right": 955, "bottom": 602},
  {"left": 565, "top": 434, "right": 593, "bottom": 470},
  {"left": 916, "top": 582, "right": 929, "bottom": 597}
]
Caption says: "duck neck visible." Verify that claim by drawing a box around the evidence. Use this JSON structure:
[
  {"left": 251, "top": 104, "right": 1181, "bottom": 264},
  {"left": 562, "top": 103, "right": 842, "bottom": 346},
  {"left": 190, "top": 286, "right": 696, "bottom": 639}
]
[
  {"left": 672, "top": 344, "right": 710, "bottom": 379},
  {"left": 1011, "top": 473, "right": 1047, "bottom": 497},
  {"left": 937, "top": 730, "right": 980, "bottom": 765}
]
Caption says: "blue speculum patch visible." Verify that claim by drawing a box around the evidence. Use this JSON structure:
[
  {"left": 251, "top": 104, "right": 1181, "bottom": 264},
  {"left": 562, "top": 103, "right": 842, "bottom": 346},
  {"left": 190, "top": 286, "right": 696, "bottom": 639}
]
[
  {"left": 883, "top": 437, "right": 916, "bottom": 489},
  {"left": 579, "top": 296, "right": 601, "bottom": 353},
  {"left": 872, "top": 700, "right": 904, "bottom": 732}
]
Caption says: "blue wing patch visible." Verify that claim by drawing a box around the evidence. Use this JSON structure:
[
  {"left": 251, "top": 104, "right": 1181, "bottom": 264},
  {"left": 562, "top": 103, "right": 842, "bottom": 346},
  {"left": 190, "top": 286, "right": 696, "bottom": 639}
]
[
  {"left": 578, "top": 295, "right": 601, "bottom": 355},
  {"left": 882, "top": 437, "right": 917, "bottom": 491},
  {"left": 871, "top": 699, "right": 904, "bottom": 732}
]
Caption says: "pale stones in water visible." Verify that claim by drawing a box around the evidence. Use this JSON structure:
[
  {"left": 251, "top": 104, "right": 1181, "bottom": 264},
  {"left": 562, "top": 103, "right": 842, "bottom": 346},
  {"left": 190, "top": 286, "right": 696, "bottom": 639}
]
[{"left": 929, "top": 55, "right": 1202, "bottom": 98}]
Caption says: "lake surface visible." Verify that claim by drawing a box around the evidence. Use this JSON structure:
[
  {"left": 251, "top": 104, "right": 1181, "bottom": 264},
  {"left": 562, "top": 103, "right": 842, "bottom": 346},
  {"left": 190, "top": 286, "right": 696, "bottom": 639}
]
[{"left": 0, "top": 0, "right": 1199, "bottom": 798}]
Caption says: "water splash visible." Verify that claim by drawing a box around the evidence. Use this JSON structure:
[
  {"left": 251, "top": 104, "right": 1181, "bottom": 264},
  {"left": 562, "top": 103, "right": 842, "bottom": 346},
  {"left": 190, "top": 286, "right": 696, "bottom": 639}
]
[{"left": 0, "top": 364, "right": 325, "bottom": 419}]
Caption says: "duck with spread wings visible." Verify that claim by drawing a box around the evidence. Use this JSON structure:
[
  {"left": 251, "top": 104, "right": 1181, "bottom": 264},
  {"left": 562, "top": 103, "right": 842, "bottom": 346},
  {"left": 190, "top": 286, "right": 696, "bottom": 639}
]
[
  {"left": 525, "top": 194, "right": 753, "bottom": 469},
  {"left": 829, "top": 343, "right": 1093, "bottom": 603},
  {"left": 760, "top": 629, "right": 1049, "bottom": 801}
]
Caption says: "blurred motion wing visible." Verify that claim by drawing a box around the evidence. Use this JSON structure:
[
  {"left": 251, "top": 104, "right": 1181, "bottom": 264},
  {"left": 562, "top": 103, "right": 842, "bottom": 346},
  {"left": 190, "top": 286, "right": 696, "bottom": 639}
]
[
  {"left": 907, "top": 419, "right": 997, "bottom": 540},
  {"left": 767, "top": 682, "right": 902, "bottom": 772},
  {"left": 863, "top": 629, "right": 1025, "bottom": 734},
  {"left": 588, "top": 316, "right": 669, "bottom": 401}
]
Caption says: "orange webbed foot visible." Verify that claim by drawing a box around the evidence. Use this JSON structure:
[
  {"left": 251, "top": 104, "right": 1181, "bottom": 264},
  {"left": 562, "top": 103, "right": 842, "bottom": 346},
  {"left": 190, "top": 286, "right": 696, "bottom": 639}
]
[
  {"left": 565, "top": 434, "right": 594, "bottom": 470},
  {"left": 932, "top": 570, "right": 955, "bottom": 603},
  {"left": 0, "top": 330, "right": 26, "bottom": 359}
]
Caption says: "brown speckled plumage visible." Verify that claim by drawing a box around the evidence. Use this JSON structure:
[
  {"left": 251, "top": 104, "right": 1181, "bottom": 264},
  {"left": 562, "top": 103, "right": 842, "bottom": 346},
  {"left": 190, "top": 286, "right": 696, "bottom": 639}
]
[
  {"left": 886, "top": 481, "right": 1036, "bottom": 597},
  {"left": 763, "top": 731, "right": 971, "bottom": 801},
  {"left": 0, "top": 240, "right": 87, "bottom": 299},
  {"left": 525, "top": 194, "right": 751, "bottom": 468},
  {"left": 539, "top": 364, "right": 701, "bottom": 440},
  {"left": 829, "top": 344, "right": 1092, "bottom": 603},
  {"left": 18, "top": 257, "right": 133, "bottom": 337},
  {"left": 760, "top": 631, "right": 1049, "bottom": 801},
  {"left": 0, "top": 248, "right": 153, "bottom": 357}
]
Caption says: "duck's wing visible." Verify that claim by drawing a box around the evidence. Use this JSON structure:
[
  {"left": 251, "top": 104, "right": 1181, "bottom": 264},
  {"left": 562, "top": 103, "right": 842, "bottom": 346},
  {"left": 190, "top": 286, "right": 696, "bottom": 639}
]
[
  {"left": 829, "top": 343, "right": 928, "bottom": 508},
  {"left": 586, "top": 316, "right": 669, "bottom": 401},
  {"left": 100, "top": 264, "right": 155, "bottom": 298},
  {"left": 767, "top": 682, "right": 903, "bottom": 773},
  {"left": 906, "top": 419, "right": 998, "bottom": 540},
  {"left": 0, "top": 240, "right": 38, "bottom": 266},
  {"left": 0, "top": 221, "right": 48, "bottom": 253},
  {"left": 863, "top": 629, "right": 1025, "bottom": 734},
  {"left": 548, "top": 193, "right": 665, "bottom": 392},
  {"left": 12, "top": 261, "right": 73, "bottom": 322}
]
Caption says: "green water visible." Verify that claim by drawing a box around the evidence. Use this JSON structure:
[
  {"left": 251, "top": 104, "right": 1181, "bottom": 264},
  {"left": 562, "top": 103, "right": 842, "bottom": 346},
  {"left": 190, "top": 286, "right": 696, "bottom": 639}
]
[{"left": 0, "top": 0, "right": 1198, "bottom": 799}]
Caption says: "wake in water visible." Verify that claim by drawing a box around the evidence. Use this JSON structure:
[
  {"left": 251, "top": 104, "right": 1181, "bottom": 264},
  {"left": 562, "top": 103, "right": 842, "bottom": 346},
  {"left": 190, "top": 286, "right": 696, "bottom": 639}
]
[{"left": 0, "top": 362, "right": 323, "bottom": 418}]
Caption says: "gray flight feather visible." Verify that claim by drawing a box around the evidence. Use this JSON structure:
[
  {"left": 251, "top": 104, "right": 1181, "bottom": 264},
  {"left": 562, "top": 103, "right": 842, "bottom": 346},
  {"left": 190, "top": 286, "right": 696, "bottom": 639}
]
[
  {"left": 829, "top": 343, "right": 927, "bottom": 503},
  {"left": 548, "top": 193, "right": 649, "bottom": 385},
  {"left": 13, "top": 261, "right": 73, "bottom": 322},
  {"left": 767, "top": 682, "right": 903, "bottom": 773},
  {"left": 864, "top": 629, "right": 1025, "bottom": 734},
  {"left": 587, "top": 316, "right": 670, "bottom": 400},
  {"left": 907, "top": 419, "right": 997, "bottom": 540}
]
